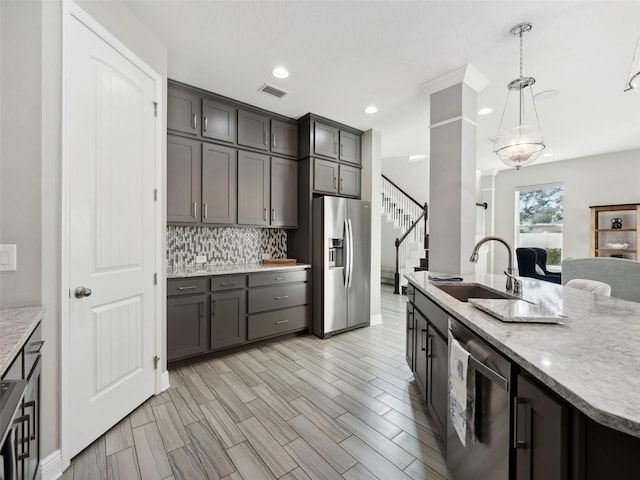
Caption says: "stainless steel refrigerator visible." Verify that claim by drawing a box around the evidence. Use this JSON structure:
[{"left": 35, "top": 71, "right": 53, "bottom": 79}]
[{"left": 312, "top": 196, "right": 371, "bottom": 338}]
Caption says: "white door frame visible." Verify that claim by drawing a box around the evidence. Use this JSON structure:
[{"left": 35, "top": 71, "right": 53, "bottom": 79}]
[{"left": 61, "top": 1, "right": 165, "bottom": 468}]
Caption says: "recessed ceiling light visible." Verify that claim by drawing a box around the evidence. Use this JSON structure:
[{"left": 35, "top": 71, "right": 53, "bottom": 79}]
[
  {"left": 543, "top": 152, "right": 554, "bottom": 157},
  {"left": 272, "top": 67, "right": 289, "bottom": 79},
  {"left": 364, "top": 106, "right": 378, "bottom": 114},
  {"left": 534, "top": 89, "right": 560, "bottom": 101},
  {"left": 478, "top": 107, "right": 493, "bottom": 115}
]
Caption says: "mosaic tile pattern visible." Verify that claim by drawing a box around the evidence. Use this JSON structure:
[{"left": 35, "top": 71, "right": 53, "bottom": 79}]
[{"left": 167, "top": 226, "right": 287, "bottom": 268}]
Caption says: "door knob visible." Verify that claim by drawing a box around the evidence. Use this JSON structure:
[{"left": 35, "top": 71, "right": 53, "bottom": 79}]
[{"left": 74, "top": 287, "right": 92, "bottom": 298}]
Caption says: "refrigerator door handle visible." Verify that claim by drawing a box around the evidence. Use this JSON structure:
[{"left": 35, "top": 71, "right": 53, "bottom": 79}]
[
  {"left": 343, "top": 218, "right": 350, "bottom": 288},
  {"left": 347, "top": 218, "right": 354, "bottom": 288}
]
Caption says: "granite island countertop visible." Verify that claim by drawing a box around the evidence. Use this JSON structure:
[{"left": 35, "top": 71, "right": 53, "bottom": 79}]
[
  {"left": 0, "top": 306, "right": 45, "bottom": 376},
  {"left": 405, "top": 270, "right": 640, "bottom": 439},
  {"left": 167, "top": 263, "right": 311, "bottom": 279}
]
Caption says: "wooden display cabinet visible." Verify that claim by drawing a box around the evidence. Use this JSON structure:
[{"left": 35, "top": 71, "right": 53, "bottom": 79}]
[{"left": 590, "top": 204, "right": 639, "bottom": 260}]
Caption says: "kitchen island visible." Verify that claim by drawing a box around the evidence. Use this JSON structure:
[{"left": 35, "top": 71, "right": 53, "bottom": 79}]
[{"left": 405, "top": 270, "right": 640, "bottom": 480}]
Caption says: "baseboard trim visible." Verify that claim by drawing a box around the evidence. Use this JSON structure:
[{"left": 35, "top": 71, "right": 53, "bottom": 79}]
[
  {"left": 370, "top": 313, "right": 383, "bottom": 326},
  {"left": 42, "top": 449, "right": 63, "bottom": 480},
  {"left": 161, "top": 370, "right": 170, "bottom": 391}
]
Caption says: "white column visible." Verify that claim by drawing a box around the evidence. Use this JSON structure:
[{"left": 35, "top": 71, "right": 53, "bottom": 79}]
[
  {"left": 422, "top": 65, "right": 488, "bottom": 275},
  {"left": 361, "top": 129, "right": 382, "bottom": 325}
]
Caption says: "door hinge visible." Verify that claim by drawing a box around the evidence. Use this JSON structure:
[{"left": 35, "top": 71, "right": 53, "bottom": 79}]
[
  {"left": 154, "top": 273, "right": 158, "bottom": 285},
  {"left": 154, "top": 189, "right": 158, "bottom": 201},
  {"left": 153, "top": 101, "right": 158, "bottom": 117},
  {"left": 154, "top": 355, "right": 160, "bottom": 369}
]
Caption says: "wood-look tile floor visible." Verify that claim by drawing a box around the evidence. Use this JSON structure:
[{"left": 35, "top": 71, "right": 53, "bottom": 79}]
[{"left": 61, "top": 286, "right": 450, "bottom": 480}]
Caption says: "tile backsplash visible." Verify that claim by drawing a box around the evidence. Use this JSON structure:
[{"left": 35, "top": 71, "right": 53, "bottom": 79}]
[{"left": 167, "top": 226, "right": 287, "bottom": 268}]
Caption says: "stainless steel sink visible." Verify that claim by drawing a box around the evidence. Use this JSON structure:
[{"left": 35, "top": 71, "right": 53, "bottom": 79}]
[{"left": 433, "top": 283, "right": 513, "bottom": 302}]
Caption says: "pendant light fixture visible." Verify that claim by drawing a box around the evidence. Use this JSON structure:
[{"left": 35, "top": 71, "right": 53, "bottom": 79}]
[
  {"left": 494, "top": 22, "right": 545, "bottom": 169},
  {"left": 624, "top": 34, "right": 640, "bottom": 92}
]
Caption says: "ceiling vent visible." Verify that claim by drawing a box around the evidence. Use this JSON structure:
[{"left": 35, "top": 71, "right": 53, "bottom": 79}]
[{"left": 259, "top": 83, "right": 288, "bottom": 98}]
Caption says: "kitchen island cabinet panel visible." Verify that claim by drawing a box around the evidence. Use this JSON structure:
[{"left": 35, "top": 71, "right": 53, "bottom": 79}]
[
  {"left": 413, "top": 309, "right": 428, "bottom": 400},
  {"left": 426, "top": 326, "right": 448, "bottom": 436},
  {"left": 167, "top": 136, "right": 201, "bottom": 223}
]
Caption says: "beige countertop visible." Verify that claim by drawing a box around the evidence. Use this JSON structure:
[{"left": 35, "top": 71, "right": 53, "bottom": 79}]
[
  {"left": 0, "top": 306, "right": 45, "bottom": 376},
  {"left": 167, "top": 263, "right": 311, "bottom": 279},
  {"left": 405, "top": 270, "right": 640, "bottom": 438}
]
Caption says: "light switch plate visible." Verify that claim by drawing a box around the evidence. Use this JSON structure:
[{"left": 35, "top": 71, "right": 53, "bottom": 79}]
[
  {"left": 195, "top": 255, "right": 207, "bottom": 264},
  {"left": 0, "top": 245, "right": 17, "bottom": 271}
]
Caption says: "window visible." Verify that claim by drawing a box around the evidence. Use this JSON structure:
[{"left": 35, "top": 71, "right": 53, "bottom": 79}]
[{"left": 515, "top": 183, "right": 564, "bottom": 266}]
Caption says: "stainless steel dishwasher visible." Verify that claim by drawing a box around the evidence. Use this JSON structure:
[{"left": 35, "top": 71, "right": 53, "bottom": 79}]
[{"left": 447, "top": 317, "right": 512, "bottom": 480}]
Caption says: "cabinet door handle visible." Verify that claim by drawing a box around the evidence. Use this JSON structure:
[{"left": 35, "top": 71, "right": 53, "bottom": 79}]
[
  {"left": 340, "top": 178, "right": 344, "bottom": 191},
  {"left": 274, "top": 277, "right": 286, "bottom": 281},
  {"left": 178, "top": 285, "right": 198, "bottom": 290},
  {"left": 340, "top": 144, "right": 343, "bottom": 156},
  {"left": 203, "top": 203, "right": 208, "bottom": 219},
  {"left": 26, "top": 340, "right": 45, "bottom": 355},
  {"left": 264, "top": 131, "right": 268, "bottom": 146},
  {"left": 25, "top": 401, "right": 36, "bottom": 440},
  {"left": 211, "top": 299, "right": 216, "bottom": 316},
  {"left": 219, "top": 282, "right": 237, "bottom": 286},
  {"left": 275, "top": 319, "right": 289, "bottom": 325},
  {"left": 204, "top": 116, "right": 208, "bottom": 132},
  {"left": 334, "top": 142, "right": 337, "bottom": 154},
  {"left": 192, "top": 113, "right": 197, "bottom": 130},
  {"left": 513, "top": 397, "right": 527, "bottom": 449},
  {"left": 272, "top": 133, "right": 276, "bottom": 148},
  {"left": 333, "top": 177, "right": 337, "bottom": 188},
  {"left": 275, "top": 295, "right": 289, "bottom": 300},
  {"left": 420, "top": 329, "right": 427, "bottom": 351},
  {"left": 272, "top": 208, "right": 276, "bottom": 221},
  {"left": 264, "top": 208, "right": 267, "bottom": 221},
  {"left": 426, "top": 335, "right": 433, "bottom": 358},
  {"left": 192, "top": 202, "right": 197, "bottom": 218}
]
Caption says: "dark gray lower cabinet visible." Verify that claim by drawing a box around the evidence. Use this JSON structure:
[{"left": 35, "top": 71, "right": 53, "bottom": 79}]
[
  {"left": 167, "top": 294, "right": 208, "bottom": 361},
  {"left": 427, "top": 326, "right": 448, "bottom": 436},
  {"left": 515, "top": 374, "right": 568, "bottom": 480},
  {"left": 211, "top": 290, "right": 246, "bottom": 350},
  {"left": 405, "top": 302, "right": 415, "bottom": 371},
  {"left": 414, "top": 310, "right": 428, "bottom": 399}
]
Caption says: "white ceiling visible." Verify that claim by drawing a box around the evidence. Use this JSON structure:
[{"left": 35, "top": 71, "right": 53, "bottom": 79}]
[{"left": 123, "top": 0, "right": 640, "bottom": 173}]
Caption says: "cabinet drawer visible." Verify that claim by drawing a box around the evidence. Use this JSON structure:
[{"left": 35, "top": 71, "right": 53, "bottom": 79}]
[
  {"left": 415, "top": 291, "right": 448, "bottom": 337},
  {"left": 248, "top": 283, "right": 309, "bottom": 313},
  {"left": 211, "top": 275, "right": 246, "bottom": 291},
  {"left": 248, "top": 305, "right": 309, "bottom": 340},
  {"left": 24, "top": 323, "right": 43, "bottom": 379},
  {"left": 248, "top": 269, "right": 309, "bottom": 287},
  {"left": 167, "top": 278, "right": 208, "bottom": 296}
]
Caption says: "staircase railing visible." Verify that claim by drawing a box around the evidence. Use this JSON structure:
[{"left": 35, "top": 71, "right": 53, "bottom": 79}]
[{"left": 381, "top": 174, "right": 429, "bottom": 294}]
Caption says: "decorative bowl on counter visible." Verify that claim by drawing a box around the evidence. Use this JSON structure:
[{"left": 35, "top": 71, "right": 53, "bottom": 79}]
[{"left": 605, "top": 242, "right": 629, "bottom": 249}]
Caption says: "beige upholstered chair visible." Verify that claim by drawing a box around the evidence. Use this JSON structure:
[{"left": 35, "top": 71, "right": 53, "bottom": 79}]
[
  {"left": 562, "top": 257, "right": 639, "bottom": 302},
  {"left": 565, "top": 278, "right": 612, "bottom": 296}
]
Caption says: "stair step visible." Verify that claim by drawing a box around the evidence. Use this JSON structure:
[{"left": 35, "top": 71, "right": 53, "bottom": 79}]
[
  {"left": 414, "top": 266, "right": 429, "bottom": 272},
  {"left": 419, "top": 258, "right": 429, "bottom": 268}
]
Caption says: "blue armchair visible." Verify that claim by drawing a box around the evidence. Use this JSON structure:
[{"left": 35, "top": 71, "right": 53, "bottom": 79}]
[{"left": 516, "top": 247, "right": 562, "bottom": 284}]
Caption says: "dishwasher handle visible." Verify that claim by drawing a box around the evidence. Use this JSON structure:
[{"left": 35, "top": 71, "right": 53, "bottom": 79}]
[{"left": 450, "top": 329, "right": 509, "bottom": 392}]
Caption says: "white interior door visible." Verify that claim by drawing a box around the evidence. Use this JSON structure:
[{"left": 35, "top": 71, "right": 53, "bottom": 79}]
[{"left": 65, "top": 12, "right": 158, "bottom": 459}]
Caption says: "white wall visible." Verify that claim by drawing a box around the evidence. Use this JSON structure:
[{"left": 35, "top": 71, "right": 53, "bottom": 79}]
[
  {"left": 490, "top": 149, "right": 640, "bottom": 273},
  {"left": 380, "top": 157, "right": 429, "bottom": 269},
  {"left": 32, "top": 0, "right": 167, "bottom": 462}
]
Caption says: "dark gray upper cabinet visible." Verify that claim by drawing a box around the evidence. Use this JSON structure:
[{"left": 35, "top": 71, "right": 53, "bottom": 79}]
[
  {"left": 338, "top": 164, "right": 360, "bottom": 197},
  {"left": 271, "top": 119, "right": 298, "bottom": 157},
  {"left": 339, "top": 131, "right": 361, "bottom": 166},
  {"left": 202, "top": 144, "right": 237, "bottom": 225},
  {"left": 238, "top": 109, "right": 270, "bottom": 151},
  {"left": 168, "top": 89, "right": 201, "bottom": 135},
  {"left": 211, "top": 289, "right": 246, "bottom": 350},
  {"left": 313, "top": 158, "right": 339, "bottom": 194},
  {"left": 271, "top": 157, "right": 298, "bottom": 227},
  {"left": 202, "top": 99, "right": 236, "bottom": 143},
  {"left": 167, "top": 135, "right": 201, "bottom": 223},
  {"left": 238, "top": 151, "right": 270, "bottom": 226},
  {"left": 314, "top": 122, "right": 339, "bottom": 159}
]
